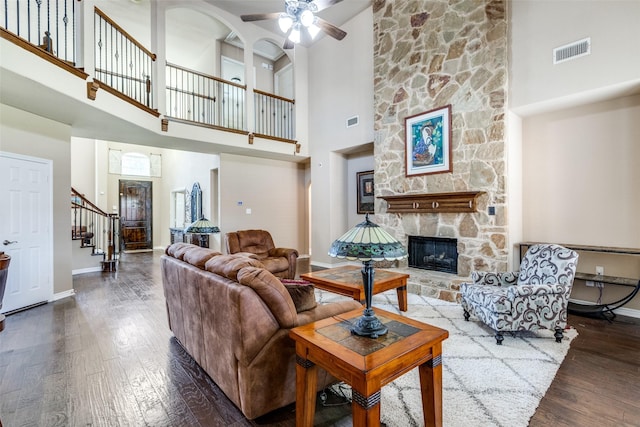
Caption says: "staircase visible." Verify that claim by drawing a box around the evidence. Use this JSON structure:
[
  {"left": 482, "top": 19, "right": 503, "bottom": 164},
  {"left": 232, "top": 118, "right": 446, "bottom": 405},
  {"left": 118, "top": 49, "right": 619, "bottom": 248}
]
[{"left": 71, "top": 188, "right": 120, "bottom": 272}]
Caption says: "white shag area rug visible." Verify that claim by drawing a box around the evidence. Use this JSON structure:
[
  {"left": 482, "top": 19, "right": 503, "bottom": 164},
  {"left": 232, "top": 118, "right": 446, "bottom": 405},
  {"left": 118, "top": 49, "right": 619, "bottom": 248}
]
[{"left": 315, "top": 290, "right": 578, "bottom": 427}]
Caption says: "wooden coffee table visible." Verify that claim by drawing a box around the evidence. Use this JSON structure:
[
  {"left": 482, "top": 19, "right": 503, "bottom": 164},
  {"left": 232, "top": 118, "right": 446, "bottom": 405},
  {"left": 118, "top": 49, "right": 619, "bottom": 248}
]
[
  {"left": 290, "top": 307, "right": 448, "bottom": 426},
  {"left": 301, "top": 265, "right": 410, "bottom": 311}
]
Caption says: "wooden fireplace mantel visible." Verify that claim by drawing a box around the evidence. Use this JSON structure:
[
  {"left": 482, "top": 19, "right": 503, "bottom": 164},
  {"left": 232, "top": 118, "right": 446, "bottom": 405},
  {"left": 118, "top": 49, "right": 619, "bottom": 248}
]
[{"left": 379, "top": 191, "right": 485, "bottom": 214}]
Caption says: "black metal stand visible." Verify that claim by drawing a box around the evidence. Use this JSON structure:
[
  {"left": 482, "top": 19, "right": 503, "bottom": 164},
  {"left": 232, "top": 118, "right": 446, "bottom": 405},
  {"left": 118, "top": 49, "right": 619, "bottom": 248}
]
[{"left": 350, "top": 260, "right": 388, "bottom": 339}]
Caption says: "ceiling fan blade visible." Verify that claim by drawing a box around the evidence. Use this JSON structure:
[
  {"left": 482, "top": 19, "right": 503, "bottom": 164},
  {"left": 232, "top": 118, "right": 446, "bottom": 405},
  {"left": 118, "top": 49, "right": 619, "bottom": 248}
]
[
  {"left": 240, "top": 12, "right": 281, "bottom": 22},
  {"left": 283, "top": 28, "right": 295, "bottom": 49},
  {"left": 315, "top": 17, "right": 347, "bottom": 40},
  {"left": 313, "top": 0, "right": 344, "bottom": 12}
]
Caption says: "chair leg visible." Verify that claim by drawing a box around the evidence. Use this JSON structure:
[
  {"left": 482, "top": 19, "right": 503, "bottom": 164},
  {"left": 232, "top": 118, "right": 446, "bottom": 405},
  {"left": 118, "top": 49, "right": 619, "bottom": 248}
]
[
  {"left": 495, "top": 331, "right": 504, "bottom": 345},
  {"left": 463, "top": 309, "right": 470, "bottom": 321},
  {"left": 554, "top": 328, "right": 563, "bottom": 343}
]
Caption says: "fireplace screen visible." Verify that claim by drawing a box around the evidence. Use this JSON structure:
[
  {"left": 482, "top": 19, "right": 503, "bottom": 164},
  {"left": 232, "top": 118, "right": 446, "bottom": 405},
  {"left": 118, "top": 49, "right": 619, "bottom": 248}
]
[{"left": 408, "top": 236, "right": 458, "bottom": 274}]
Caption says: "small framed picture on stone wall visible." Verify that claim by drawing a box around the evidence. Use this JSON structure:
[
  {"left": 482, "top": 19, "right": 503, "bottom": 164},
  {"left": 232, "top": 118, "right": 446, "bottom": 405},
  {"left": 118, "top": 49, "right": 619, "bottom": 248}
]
[
  {"left": 404, "top": 104, "right": 452, "bottom": 176},
  {"left": 357, "top": 170, "right": 374, "bottom": 214}
]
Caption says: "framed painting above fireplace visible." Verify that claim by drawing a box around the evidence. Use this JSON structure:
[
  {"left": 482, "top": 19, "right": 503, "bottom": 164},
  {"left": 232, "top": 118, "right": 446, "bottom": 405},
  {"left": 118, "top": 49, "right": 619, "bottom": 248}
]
[{"left": 405, "top": 104, "right": 452, "bottom": 176}]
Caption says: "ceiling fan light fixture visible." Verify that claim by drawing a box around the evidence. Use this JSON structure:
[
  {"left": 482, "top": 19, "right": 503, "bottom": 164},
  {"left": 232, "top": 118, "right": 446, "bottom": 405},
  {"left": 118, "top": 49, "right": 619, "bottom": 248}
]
[
  {"left": 300, "top": 9, "right": 315, "bottom": 27},
  {"left": 278, "top": 14, "right": 293, "bottom": 32},
  {"left": 289, "top": 24, "right": 301, "bottom": 43},
  {"left": 307, "top": 23, "right": 321, "bottom": 39}
]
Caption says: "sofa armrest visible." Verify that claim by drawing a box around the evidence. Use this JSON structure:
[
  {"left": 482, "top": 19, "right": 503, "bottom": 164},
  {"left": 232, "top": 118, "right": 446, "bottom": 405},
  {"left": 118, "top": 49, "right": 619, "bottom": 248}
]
[
  {"left": 506, "top": 283, "right": 572, "bottom": 299},
  {"left": 472, "top": 271, "right": 519, "bottom": 287},
  {"left": 269, "top": 247, "right": 299, "bottom": 259},
  {"left": 295, "top": 300, "right": 362, "bottom": 327}
]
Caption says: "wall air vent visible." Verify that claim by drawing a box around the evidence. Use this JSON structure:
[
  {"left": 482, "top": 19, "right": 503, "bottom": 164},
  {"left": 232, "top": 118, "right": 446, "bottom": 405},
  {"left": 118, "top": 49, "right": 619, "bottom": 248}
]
[
  {"left": 553, "top": 37, "right": 591, "bottom": 64},
  {"left": 346, "top": 115, "right": 359, "bottom": 128}
]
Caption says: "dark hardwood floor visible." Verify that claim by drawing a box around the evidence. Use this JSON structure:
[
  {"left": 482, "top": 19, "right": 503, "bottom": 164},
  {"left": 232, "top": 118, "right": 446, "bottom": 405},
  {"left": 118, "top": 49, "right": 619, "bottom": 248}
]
[{"left": 0, "top": 251, "right": 638, "bottom": 426}]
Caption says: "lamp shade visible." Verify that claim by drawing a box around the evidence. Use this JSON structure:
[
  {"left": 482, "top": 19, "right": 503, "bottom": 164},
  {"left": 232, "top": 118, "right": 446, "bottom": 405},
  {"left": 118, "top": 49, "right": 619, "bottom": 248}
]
[
  {"left": 184, "top": 217, "right": 220, "bottom": 234},
  {"left": 328, "top": 214, "right": 407, "bottom": 261}
]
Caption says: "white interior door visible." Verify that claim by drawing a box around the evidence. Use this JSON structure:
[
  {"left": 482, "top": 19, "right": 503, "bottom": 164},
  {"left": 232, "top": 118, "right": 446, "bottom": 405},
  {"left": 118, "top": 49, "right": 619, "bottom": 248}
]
[{"left": 0, "top": 152, "right": 53, "bottom": 313}]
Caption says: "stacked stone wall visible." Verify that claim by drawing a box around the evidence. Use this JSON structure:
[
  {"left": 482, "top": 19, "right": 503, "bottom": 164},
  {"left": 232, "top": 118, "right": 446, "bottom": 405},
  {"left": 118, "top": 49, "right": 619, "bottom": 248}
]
[{"left": 372, "top": 0, "right": 509, "bottom": 300}]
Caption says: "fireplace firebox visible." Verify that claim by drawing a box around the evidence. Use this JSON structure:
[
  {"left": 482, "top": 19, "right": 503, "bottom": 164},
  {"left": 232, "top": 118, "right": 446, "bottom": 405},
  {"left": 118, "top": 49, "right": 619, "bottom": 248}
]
[{"left": 408, "top": 236, "right": 458, "bottom": 274}]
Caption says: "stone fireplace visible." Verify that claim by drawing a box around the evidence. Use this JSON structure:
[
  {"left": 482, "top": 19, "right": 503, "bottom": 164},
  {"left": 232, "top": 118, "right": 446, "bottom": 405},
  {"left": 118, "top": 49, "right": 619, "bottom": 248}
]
[{"left": 372, "top": 0, "right": 509, "bottom": 302}]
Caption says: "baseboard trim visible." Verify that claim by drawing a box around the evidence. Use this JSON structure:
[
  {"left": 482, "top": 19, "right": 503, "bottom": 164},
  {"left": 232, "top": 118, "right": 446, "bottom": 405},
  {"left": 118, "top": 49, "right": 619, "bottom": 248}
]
[
  {"left": 310, "top": 260, "right": 360, "bottom": 269},
  {"left": 569, "top": 297, "right": 640, "bottom": 319},
  {"left": 72, "top": 267, "right": 102, "bottom": 275},
  {"left": 50, "top": 289, "right": 76, "bottom": 302}
]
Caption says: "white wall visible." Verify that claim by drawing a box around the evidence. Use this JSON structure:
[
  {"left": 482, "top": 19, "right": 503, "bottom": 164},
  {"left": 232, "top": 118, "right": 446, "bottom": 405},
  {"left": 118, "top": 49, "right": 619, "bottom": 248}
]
[
  {"left": 1, "top": 104, "right": 73, "bottom": 295},
  {"left": 510, "top": 0, "right": 640, "bottom": 113},
  {"left": 308, "top": 7, "right": 375, "bottom": 264},
  {"left": 219, "top": 153, "right": 306, "bottom": 253},
  {"left": 522, "top": 94, "right": 640, "bottom": 248}
]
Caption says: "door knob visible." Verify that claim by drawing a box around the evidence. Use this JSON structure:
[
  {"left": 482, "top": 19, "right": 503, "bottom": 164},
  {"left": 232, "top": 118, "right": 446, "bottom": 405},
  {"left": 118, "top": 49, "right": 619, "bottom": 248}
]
[{"left": 3, "top": 240, "right": 17, "bottom": 245}]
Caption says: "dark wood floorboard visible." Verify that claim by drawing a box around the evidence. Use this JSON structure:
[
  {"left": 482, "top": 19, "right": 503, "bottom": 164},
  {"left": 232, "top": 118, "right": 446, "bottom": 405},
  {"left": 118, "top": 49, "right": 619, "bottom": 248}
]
[{"left": 0, "top": 251, "right": 638, "bottom": 426}]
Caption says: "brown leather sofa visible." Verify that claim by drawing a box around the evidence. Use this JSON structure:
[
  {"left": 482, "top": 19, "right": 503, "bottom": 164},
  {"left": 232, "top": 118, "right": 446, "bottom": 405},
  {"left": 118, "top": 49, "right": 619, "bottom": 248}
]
[
  {"left": 225, "top": 229, "right": 298, "bottom": 279},
  {"left": 161, "top": 243, "right": 360, "bottom": 420}
]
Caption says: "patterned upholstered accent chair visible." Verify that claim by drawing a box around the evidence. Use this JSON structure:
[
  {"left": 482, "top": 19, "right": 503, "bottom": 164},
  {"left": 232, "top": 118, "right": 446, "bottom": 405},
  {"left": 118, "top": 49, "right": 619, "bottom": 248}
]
[{"left": 461, "top": 244, "right": 579, "bottom": 345}]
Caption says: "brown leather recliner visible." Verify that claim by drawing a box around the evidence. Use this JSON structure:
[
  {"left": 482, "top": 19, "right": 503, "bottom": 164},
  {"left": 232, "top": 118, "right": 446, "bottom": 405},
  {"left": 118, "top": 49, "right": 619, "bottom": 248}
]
[{"left": 225, "top": 229, "right": 298, "bottom": 279}]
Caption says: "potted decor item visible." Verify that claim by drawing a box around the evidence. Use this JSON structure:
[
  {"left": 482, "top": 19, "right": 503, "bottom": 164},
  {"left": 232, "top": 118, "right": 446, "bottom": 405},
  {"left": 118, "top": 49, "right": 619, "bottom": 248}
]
[{"left": 0, "top": 251, "right": 10, "bottom": 332}]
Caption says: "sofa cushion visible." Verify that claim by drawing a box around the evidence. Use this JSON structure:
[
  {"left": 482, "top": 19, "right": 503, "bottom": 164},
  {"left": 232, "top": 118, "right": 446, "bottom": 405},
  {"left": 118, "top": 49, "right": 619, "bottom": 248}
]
[
  {"left": 205, "top": 254, "right": 264, "bottom": 281},
  {"left": 182, "top": 246, "right": 222, "bottom": 269},
  {"left": 281, "top": 279, "right": 317, "bottom": 313},
  {"left": 237, "top": 267, "right": 297, "bottom": 328},
  {"left": 166, "top": 242, "right": 192, "bottom": 259}
]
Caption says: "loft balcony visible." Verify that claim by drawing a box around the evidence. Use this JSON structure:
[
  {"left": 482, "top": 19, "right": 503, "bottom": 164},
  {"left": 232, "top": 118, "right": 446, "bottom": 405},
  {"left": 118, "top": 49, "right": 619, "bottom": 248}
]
[{"left": 0, "top": 0, "right": 303, "bottom": 159}]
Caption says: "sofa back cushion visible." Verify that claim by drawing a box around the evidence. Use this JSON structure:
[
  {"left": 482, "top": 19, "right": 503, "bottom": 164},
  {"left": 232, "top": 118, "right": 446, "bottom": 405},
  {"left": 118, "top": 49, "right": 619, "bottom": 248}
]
[
  {"left": 205, "top": 254, "right": 265, "bottom": 281},
  {"left": 166, "top": 243, "right": 220, "bottom": 269},
  {"left": 237, "top": 266, "right": 297, "bottom": 328}
]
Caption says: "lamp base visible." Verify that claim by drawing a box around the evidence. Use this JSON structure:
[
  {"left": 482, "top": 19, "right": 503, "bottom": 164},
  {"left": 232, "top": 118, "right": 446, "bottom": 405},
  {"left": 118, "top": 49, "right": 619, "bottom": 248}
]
[{"left": 350, "top": 309, "right": 388, "bottom": 339}]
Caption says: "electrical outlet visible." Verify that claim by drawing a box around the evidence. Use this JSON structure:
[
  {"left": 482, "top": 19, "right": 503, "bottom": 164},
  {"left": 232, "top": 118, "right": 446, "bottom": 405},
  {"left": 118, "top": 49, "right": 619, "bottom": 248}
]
[{"left": 595, "top": 266, "right": 604, "bottom": 276}]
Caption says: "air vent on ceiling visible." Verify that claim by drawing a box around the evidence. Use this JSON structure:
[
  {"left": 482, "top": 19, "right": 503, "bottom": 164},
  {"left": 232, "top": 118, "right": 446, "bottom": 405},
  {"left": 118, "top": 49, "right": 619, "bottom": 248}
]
[
  {"left": 553, "top": 37, "right": 591, "bottom": 64},
  {"left": 346, "top": 115, "right": 359, "bottom": 128}
]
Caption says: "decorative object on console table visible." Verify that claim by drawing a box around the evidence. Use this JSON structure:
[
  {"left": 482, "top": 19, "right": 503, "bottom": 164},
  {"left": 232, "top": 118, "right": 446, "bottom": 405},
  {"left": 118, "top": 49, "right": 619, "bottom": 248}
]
[
  {"left": 0, "top": 252, "right": 11, "bottom": 332},
  {"left": 184, "top": 217, "right": 220, "bottom": 248},
  {"left": 405, "top": 104, "right": 452, "bottom": 176},
  {"left": 356, "top": 170, "right": 375, "bottom": 214},
  {"left": 190, "top": 182, "right": 202, "bottom": 223},
  {"left": 328, "top": 213, "right": 408, "bottom": 338},
  {"left": 379, "top": 191, "right": 485, "bottom": 213}
]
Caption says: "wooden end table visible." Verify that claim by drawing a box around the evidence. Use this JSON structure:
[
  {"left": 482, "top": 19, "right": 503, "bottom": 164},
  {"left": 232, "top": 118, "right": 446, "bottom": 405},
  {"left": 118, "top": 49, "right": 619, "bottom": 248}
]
[
  {"left": 289, "top": 307, "right": 449, "bottom": 427},
  {"left": 301, "top": 265, "right": 410, "bottom": 311}
]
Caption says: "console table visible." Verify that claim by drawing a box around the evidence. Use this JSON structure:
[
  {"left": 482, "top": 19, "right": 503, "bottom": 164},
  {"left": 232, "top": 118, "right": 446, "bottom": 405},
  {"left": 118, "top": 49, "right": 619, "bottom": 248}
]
[{"left": 518, "top": 242, "right": 640, "bottom": 318}]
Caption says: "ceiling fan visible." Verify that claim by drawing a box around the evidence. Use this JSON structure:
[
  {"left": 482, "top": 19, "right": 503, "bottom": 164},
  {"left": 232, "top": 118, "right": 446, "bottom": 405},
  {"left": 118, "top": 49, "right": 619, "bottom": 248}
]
[{"left": 241, "top": 0, "right": 347, "bottom": 49}]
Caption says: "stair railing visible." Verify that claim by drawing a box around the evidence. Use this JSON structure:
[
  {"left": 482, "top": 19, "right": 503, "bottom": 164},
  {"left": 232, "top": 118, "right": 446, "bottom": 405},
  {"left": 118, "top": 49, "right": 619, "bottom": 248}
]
[{"left": 71, "top": 188, "right": 120, "bottom": 265}]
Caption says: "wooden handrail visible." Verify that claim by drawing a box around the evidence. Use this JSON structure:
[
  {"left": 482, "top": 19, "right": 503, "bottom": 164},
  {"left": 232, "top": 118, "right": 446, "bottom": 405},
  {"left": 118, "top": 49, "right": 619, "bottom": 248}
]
[
  {"left": 71, "top": 187, "right": 110, "bottom": 217},
  {"left": 0, "top": 27, "right": 88, "bottom": 79},
  {"left": 253, "top": 89, "right": 295, "bottom": 104},
  {"left": 94, "top": 7, "right": 156, "bottom": 60},
  {"left": 167, "top": 62, "right": 247, "bottom": 89}
]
